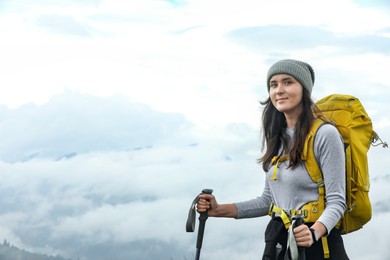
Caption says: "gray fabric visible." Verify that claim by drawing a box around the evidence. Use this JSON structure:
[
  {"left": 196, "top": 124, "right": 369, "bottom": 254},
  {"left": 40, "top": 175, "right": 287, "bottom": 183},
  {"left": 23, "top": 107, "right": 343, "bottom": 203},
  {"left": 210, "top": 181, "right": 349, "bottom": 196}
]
[
  {"left": 267, "top": 59, "right": 315, "bottom": 95},
  {"left": 287, "top": 220, "right": 299, "bottom": 260},
  {"left": 234, "top": 124, "right": 346, "bottom": 233}
]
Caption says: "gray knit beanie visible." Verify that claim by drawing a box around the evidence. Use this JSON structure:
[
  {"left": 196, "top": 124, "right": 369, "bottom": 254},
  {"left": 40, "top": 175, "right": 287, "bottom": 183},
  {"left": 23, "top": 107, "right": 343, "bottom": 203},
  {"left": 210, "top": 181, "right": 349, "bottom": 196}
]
[{"left": 266, "top": 59, "right": 315, "bottom": 95}]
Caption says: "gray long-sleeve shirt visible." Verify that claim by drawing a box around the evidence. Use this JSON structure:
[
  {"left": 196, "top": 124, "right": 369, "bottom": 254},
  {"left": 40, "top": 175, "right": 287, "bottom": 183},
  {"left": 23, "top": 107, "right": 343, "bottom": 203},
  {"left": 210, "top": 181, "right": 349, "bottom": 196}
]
[{"left": 234, "top": 124, "right": 346, "bottom": 232}]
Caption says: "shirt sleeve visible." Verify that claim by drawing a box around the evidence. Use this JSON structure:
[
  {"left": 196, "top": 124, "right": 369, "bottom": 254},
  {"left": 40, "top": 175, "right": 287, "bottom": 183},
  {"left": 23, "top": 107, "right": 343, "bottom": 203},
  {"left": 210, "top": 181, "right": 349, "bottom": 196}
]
[
  {"left": 315, "top": 124, "right": 347, "bottom": 232},
  {"left": 234, "top": 175, "right": 272, "bottom": 219}
]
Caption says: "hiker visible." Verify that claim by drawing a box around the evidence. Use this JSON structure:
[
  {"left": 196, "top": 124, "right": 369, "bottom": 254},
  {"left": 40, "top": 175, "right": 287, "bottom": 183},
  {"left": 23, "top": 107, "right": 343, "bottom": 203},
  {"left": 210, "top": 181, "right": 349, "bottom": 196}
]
[{"left": 197, "top": 59, "right": 349, "bottom": 259}]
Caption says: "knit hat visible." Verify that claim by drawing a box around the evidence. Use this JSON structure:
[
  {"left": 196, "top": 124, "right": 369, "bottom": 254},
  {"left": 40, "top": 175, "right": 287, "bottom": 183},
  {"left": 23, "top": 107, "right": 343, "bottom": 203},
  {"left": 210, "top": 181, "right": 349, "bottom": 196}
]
[{"left": 266, "top": 59, "right": 315, "bottom": 95}]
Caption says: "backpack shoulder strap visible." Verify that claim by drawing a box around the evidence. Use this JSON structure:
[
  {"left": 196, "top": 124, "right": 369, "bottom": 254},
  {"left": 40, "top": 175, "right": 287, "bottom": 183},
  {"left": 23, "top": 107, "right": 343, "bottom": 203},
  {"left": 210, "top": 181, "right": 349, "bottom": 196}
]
[
  {"left": 301, "top": 119, "right": 331, "bottom": 259},
  {"left": 302, "top": 119, "right": 326, "bottom": 184}
]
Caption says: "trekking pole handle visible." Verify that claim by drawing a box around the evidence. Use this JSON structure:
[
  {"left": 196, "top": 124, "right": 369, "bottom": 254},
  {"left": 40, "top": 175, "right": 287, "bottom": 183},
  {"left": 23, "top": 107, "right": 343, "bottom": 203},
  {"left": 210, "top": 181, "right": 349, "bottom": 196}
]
[
  {"left": 292, "top": 214, "right": 306, "bottom": 260},
  {"left": 199, "top": 189, "right": 213, "bottom": 220},
  {"left": 292, "top": 214, "right": 303, "bottom": 227},
  {"left": 186, "top": 189, "right": 214, "bottom": 233},
  {"left": 201, "top": 189, "right": 213, "bottom": 195}
]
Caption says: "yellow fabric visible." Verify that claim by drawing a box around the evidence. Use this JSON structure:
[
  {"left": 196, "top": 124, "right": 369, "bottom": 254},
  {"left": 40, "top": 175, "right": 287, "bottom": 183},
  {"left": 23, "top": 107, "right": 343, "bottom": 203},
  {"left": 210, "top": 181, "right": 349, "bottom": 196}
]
[
  {"left": 269, "top": 205, "right": 289, "bottom": 229},
  {"left": 321, "top": 237, "right": 330, "bottom": 259},
  {"left": 271, "top": 155, "right": 288, "bottom": 181},
  {"left": 269, "top": 203, "right": 307, "bottom": 229},
  {"left": 308, "top": 94, "right": 375, "bottom": 234}
]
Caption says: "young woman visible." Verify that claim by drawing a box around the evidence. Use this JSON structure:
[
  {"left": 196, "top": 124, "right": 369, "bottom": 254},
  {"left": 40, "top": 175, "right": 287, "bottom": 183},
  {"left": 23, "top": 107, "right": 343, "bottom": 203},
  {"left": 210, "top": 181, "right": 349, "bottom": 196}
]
[{"left": 197, "top": 59, "right": 349, "bottom": 259}]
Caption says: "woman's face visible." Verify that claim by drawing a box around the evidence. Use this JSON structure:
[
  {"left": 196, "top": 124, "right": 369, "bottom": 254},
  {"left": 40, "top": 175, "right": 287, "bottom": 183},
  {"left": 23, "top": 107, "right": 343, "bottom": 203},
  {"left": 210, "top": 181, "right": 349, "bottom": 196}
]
[{"left": 269, "top": 74, "right": 303, "bottom": 117}]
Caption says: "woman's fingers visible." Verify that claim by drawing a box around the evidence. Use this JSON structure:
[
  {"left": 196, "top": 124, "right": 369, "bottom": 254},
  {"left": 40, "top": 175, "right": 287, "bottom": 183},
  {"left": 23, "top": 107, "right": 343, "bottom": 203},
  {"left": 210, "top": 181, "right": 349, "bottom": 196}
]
[
  {"left": 196, "top": 198, "right": 210, "bottom": 212},
  {"left": 294, "top": 225, "right": 314, "bottom": 247}
]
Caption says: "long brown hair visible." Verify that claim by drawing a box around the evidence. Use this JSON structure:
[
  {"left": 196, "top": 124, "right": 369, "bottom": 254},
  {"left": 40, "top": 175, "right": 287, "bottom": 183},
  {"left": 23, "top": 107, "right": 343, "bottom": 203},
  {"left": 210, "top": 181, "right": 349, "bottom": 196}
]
[{"left": 258, "top": 89, "right": 321, "bottom": 172}]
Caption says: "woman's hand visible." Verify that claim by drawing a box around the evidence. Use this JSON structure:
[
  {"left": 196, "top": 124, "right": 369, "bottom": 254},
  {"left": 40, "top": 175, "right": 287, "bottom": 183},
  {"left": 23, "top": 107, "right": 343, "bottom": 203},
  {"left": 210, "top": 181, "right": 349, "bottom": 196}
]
[
  {"left": 293, "top": 221, "right": 327, "bottom": 247},
  {"left": 196, "top": 194, "right": 218, "bottom": 217},
  {"left": 196, "top": 194, "right": 238, "bottom": 218},
  {"left": 293, "top": 224, "right": 314, "bottom": 247}
]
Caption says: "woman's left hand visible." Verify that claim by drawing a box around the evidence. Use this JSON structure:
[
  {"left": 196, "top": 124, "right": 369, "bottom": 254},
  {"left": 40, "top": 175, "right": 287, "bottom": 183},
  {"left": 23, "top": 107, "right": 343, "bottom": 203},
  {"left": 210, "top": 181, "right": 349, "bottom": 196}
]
[{"left": 293, "top": 224, "right": 314, "bottom": 247}]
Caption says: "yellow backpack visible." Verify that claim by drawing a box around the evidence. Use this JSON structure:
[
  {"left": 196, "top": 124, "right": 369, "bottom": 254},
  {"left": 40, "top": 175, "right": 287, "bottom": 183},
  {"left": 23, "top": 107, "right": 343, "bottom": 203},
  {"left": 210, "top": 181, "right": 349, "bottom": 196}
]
[
  {"left": 302, "top": 94, "right": 387, "bottom": 235},
  {"left": 269, "top": 94, "right": 387, "bottom": 258}
]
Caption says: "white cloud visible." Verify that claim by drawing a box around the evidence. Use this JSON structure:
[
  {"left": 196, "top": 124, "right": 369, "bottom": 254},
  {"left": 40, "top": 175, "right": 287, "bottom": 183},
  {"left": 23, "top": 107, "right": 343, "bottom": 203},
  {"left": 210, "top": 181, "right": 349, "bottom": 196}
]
[
  {"left": 0, "top": 136, "right": 388, "bottom": 259},
  {"left": 1, "top": 0, "right": 389, "bottom": 127},
  {"left": 0, "top": 134, "right": 263, "bottom": 259},
  {"left": 0, "top": 91, "right": 193, "bottom": 162},
  {"left": 0, "top": 0, "right": 389, "bottom": 259}
]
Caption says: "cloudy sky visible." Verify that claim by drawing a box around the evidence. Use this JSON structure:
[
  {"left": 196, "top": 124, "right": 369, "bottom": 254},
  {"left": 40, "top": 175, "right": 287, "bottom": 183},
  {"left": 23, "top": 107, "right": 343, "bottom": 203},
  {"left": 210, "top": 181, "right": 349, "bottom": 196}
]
[{"left": 0, "top": 0, "right": 389, "bottom": 259}]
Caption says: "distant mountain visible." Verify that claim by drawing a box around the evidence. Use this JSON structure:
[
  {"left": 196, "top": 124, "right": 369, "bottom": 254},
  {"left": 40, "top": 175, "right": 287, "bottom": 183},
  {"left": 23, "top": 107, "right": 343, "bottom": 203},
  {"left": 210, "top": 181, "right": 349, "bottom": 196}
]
[{"left": 0, "top": 241, "right": 71, "bottom": 260}]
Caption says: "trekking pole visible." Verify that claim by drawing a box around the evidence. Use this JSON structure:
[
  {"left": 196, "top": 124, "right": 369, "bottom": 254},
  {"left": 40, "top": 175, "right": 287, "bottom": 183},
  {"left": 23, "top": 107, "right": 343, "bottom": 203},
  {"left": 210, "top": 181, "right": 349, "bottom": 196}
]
[
  {"left": 186, "top": 188, "right": 213, "bottom": 260},
  {"left": 292, "top": 214, "right": 305, "bottom": 260}
]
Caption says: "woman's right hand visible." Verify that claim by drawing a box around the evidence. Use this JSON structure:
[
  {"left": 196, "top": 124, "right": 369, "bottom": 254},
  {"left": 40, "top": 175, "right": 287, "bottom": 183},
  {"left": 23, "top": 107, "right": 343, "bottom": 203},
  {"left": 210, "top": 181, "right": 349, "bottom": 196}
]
[
  {"left": 196, "top": 194, "right": 238, "bottom": 218},
  {"left": 196, "top": 194, "right": 218, "bottom": 217}
]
